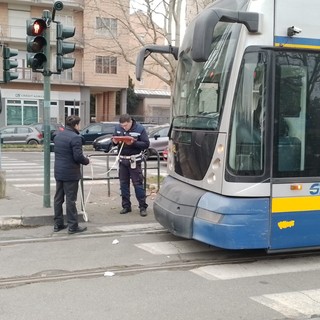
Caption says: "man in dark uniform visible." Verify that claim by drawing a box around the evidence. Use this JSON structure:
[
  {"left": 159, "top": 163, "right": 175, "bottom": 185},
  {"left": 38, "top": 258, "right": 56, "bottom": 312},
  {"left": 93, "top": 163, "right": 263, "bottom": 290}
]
[
  {"left": 112, "top": 114, "right": 150, "bottom": 216},
  {"left": 53, "top": 115, "right": 90, "bottom": 234}
]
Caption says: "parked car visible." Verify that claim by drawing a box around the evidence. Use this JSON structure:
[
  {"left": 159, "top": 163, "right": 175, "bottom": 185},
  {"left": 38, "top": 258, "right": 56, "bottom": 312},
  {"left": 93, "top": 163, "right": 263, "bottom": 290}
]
[
  {"left": 92, "top": 123, "right": 158, "bottom": 152},
  {"left": 32, "top": 122, "right": 64, "bottom": 141},
  {"left": 0, "top": 125, "right": 43, "bottom": 144},
  {"left": 80, "top": 122, "right": 118, "bottom": 145},
  {"left": 140, "top": 123, "right": 158, "bottom": 133},
  {"left": 93, "top": 124, "right": 170, "bottom": 159},
  {"left": 144, "top": 124, "right": 170, "bottom": 159}
]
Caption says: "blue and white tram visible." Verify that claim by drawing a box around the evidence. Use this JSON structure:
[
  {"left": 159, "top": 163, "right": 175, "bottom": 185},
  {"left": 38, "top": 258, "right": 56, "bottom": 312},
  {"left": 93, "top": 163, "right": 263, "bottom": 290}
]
[{"left": 136, "top": 0, "right": 320, "bottom": 251}]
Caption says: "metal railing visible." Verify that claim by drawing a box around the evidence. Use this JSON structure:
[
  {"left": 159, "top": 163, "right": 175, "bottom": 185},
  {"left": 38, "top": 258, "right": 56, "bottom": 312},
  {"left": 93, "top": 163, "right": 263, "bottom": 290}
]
[{"left": 79, "top": 148, "right": 161, "bottom": 207}]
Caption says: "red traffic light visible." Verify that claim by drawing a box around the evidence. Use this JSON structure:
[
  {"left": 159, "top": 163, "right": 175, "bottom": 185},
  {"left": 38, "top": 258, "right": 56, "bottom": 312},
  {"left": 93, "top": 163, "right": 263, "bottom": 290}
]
[
  {"left": 33, "top": 21, "right": 44, "bottom": 34},
  {"left": 27, "top": 18, "right": 47, "bottom": 36}
]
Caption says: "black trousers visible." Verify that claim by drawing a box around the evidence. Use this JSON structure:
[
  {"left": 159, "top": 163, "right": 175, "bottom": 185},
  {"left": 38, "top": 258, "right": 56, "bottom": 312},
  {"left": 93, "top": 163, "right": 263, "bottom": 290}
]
[
  {"left": 54, "top": 180, "right": 79, "bottom": 229},
  {"left": 119, "top": 159, "right": 147, "bottom": 209}
]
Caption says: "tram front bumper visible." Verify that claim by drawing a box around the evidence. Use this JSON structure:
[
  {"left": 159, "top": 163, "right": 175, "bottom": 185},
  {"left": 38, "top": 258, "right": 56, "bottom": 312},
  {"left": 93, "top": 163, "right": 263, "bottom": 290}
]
[
  {"left": 153, "top": 176, "right": 270, "bottom": 250},
  {"left": 153, "top": 176, "right": 206, "bottom": 239}
]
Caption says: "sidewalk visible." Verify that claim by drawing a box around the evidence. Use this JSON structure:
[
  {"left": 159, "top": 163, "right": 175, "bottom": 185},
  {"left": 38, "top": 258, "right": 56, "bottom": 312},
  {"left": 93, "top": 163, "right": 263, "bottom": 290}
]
[{"left": 0, "top": 180, "right": 158, "bottom": 228}]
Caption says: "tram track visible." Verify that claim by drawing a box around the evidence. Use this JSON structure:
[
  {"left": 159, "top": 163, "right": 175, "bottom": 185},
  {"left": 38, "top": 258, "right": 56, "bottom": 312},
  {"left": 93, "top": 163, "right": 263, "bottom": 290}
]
[
  {"left": 1, "top": 243, "right": 320, "bottom": 289},
  {"left": 2, "top": 225, "right": 320, "bottom": 289},
  {"left": 0, "top": 255, "right": 275, "bottom": 289}
]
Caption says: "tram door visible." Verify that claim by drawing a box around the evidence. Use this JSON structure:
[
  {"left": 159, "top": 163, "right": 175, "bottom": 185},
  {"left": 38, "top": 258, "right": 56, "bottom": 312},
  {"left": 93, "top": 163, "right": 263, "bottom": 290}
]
[{"left": 269, "top": 59, "right": 320, "bottom": 250}]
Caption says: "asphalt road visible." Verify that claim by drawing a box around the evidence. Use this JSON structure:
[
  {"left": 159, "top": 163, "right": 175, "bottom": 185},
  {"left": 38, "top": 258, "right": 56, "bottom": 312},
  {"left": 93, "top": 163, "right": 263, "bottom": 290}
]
[
  {"left": 1, "top": 224, "right": 320, "bottom": 320},
  {"left": 2, "top": 151, "right": 320, "bottom": 320}
]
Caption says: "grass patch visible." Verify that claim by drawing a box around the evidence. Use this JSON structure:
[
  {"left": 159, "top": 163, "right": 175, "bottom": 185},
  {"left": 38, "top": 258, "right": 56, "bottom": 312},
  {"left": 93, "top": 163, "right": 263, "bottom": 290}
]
[
  {"left": 147, "top": 175, "right": 165, "bottom": 184},
  {"left": 1, "top": 144, "right": 43, "bottom": 151}
]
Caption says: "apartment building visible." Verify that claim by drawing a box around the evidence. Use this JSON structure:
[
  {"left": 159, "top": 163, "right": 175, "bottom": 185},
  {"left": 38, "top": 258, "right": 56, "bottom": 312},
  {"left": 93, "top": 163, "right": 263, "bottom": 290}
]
[{"left": 0, "top": 0, "right": 130, "bottom": 127}]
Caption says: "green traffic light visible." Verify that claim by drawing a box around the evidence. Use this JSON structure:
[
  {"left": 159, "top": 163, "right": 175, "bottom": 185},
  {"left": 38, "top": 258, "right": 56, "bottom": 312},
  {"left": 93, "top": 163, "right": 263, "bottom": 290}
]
[
  {"left": 3, "top": 46, "right": 19, "bottom": 82},
  {"left": 57, "top": 39, "right": 75, "bottom": 55},
  {"left": 27, "top": 53, "right": 47, "bottom": 70},
  {"left": 57, "top": 56, "right": 75, "bottom": 71},
  {"left": 56, "top": 22, "right": 76, "bottom": 72},
  {"left": 27, "top": 36, "right": 47, "bottom": 53}
]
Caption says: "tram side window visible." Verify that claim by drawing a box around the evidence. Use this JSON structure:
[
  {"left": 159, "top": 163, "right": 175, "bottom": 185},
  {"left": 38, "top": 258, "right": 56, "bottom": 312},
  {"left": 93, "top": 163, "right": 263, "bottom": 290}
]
[
  {"left": 228, "top": 51, "right": 266, "bottom": 176},
  {"left": 274, "top": 65, "right": 304, "bottom": 176},
  {"left": 274, "top": 51, "right": 320, "bottom": 177}
]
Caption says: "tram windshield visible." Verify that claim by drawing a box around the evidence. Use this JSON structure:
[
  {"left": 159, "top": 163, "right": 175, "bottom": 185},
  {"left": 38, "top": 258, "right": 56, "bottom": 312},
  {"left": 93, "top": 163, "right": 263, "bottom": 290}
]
[{"left": 172, "top": 22, "right": 241, "bottom": 130}]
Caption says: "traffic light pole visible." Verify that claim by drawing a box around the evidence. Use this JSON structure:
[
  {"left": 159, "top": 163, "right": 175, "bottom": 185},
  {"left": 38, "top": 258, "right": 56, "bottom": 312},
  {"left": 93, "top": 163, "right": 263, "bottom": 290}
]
[
  {"left": 26, "top": 3, "right": 73, "bottom": 207},
  {"left": 43, "top": 10, "right": 51, "bottom": 208}
]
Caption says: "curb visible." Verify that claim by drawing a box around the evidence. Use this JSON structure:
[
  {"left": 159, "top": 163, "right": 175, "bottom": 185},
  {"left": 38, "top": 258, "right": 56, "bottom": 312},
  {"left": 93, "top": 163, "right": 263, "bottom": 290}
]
[
  {"left": 0, "top": 216, "right": 23, "bottom": 227},
  {"left": 0, "top": 213, "right": 86, "bottom": 228}
]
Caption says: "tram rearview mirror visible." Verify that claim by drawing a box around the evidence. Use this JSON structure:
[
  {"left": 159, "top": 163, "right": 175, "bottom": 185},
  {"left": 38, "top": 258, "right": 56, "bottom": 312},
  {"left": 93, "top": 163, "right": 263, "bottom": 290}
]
[
  {"left": 192, "top": 9, "right": 260, "bottom": 62},
  {"left": 135, "top": 45, "right": 179, "bottom": 81}
]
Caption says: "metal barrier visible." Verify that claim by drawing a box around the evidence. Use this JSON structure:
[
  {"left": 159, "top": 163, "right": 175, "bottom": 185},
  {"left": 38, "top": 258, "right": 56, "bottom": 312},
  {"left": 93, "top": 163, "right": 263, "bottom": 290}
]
[{"left": 80, "top": 148, "right": 162, "bottom": 208}]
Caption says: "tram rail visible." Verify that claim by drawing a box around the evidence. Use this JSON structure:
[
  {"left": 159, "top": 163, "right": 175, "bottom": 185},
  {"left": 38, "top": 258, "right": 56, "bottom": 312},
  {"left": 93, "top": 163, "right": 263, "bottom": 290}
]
[{"left": 1, "top": 226, "right": 320, "bottom": 289}]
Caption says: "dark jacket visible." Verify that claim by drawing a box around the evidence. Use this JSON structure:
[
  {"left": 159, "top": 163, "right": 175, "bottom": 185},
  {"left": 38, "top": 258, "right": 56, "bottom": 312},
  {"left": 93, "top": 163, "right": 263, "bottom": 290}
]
[
  {"left": 53, "top": 126, "right": 89, "bottom": 181},
  {"left": 113, "top": 119, "right": 150, "bottom": 156}
]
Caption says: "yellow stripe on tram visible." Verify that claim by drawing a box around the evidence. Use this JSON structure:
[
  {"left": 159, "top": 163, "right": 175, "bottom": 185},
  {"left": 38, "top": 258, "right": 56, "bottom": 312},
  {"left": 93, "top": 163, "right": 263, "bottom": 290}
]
[
  {"left": 274, "top": 43, "right": 320, "bottom": 50},
  {"left": 272, "top": 196, "right": 320, "bottom": 213}
]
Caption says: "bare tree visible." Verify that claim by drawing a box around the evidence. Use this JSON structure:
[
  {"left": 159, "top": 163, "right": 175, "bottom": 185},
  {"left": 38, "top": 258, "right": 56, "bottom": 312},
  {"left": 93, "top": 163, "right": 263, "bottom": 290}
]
[{"left": 83, "top": 0, "right": 209, "bottom": 89}]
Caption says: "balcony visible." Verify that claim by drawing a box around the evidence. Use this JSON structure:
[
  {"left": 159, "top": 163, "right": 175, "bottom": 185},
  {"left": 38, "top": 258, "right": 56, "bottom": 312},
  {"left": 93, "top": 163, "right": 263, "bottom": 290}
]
[{"left": 12, "top": 66, "right": 85, "bottom": 85}]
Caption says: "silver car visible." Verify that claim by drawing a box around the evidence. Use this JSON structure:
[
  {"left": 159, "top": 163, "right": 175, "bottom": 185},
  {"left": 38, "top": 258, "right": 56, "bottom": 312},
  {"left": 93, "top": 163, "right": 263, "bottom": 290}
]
[
  {"left": 144, "top": 124, "right": 170, "bottom": 159},
  {"left": 0, "top": 125, "right": 43, "bottom": 144}
]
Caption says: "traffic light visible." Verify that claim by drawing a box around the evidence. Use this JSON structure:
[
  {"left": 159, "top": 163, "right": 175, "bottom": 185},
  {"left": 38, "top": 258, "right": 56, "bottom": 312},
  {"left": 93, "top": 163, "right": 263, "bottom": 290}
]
[
  {"left": 56, "top": 22, "right": 76, "bottom": 72},
  {"left": 26, "top": 18, "right": 47, "bottom": 71},
  {"left": 3, "top": 46, "right": 19, "bottom": 83}
]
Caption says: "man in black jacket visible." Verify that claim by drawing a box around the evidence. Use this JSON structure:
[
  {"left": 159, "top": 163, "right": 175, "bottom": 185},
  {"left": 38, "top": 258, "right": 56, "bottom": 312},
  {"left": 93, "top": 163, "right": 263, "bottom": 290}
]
[
  {"left": 112, "top": 114, "right": 150, "bottom": 216},
  {"left": 53, "top": 115, "right": 90, "bottom": 234}
]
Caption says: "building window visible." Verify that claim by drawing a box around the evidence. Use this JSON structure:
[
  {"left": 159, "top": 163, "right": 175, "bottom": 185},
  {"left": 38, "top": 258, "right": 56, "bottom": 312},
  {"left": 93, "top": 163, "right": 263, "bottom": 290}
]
[
  {"left": 6, "top": 100, "right": 38, "bottom": 125},
  {"left": 96, "top": 56, "right": 117, "bottom": 74},
  {"left": 65, "top": 101, "right": 80, "bottom": 117},
  {"left": 96, "top": 17, "right": 117, "bottom": 37}
]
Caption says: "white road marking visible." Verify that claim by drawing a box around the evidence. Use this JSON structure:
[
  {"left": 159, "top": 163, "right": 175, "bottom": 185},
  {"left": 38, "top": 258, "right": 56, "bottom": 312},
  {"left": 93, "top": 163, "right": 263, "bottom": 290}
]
[
  {"left": 135, "top": 240, "right": 213, "bottom": 255},
  {"left": 1, "top": 163, "right": 38, "bottom": 166},
  {"left": 98, "top": 223, "right": 164, "bottom": 233},
  {"left": 14, "top": 180, "right": 113, "bottom": 187},
  {"left": 190, "top": 256, "right": 320, "bottom": 280},
  {"left": 251, "top": 289, "right": 320, "bottom": 318}
]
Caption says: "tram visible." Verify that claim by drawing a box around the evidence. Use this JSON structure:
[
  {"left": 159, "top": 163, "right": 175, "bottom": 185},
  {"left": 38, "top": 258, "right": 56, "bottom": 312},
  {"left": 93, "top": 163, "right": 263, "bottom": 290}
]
[{"left": 136, "top": 0, "right": 320, "bottom": 251}]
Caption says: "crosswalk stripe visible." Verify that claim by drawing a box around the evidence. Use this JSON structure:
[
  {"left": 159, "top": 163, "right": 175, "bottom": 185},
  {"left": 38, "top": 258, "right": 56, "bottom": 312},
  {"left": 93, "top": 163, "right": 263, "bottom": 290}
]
[
  {"left": 7, "top": 177, "right": 55, "bottom": 181},
  {"left": 14, "top": 180, "right": 114, "bottom": 187},
  {"left": 6, "top": 173, "right": 53, "bottom": 178},
  {"left": 5, "top": 169, "right": 52, "bottom": 172},
  {"left": 98, "top": 223, "right": 164, "bottom": 233},
  {"left": 1, "top": 163, "right": 38, "bottom": 166},
  {"left": 190, "top": 256, "right": 320, "bottom": 280},
  {"left": 135, "top": 240, "right": 213, "bottom": 255},
  {"left": 251, "top": 289, "right": 320, "bottom": 318},
  {"left": 3, "top": 157, "right": 166, "bottom": 190}
]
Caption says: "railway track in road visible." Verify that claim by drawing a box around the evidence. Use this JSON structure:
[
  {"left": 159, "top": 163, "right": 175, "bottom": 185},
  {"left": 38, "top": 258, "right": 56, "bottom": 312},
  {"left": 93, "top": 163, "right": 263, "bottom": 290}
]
[
  {"left": 1, "top": 248, "right": 320, "bottom": 289},
  {"left": 1, "top": 225, "right": 320, "bottom": 289}
]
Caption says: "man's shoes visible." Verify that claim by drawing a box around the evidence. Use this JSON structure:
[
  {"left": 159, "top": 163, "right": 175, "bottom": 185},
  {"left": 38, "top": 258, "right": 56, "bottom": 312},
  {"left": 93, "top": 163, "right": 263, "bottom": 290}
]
[
  {"left": 54, "top": 224, "right": 68, "bottom": 232},
  {"left": 140, "top": 208, "right": 147, "bottom": 217},
  {"left": 120, "top": 207, "right": 132, "bottom": 214},
  {"left": 68, "top": 226, "right": 87, "bottom": 234}
]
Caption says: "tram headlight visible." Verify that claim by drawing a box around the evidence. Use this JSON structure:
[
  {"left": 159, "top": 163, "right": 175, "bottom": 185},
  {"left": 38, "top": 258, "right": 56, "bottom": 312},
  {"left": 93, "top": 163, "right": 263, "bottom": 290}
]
[{"left": 196, "top": 207, "right": 222, "bottom": 223}]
